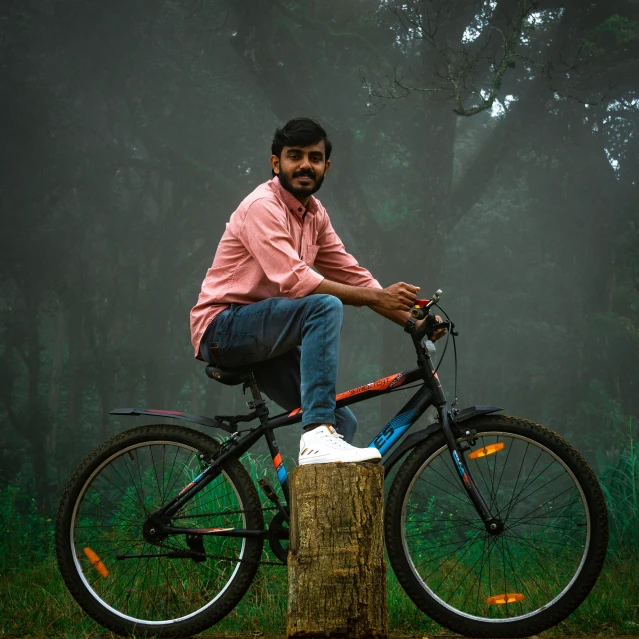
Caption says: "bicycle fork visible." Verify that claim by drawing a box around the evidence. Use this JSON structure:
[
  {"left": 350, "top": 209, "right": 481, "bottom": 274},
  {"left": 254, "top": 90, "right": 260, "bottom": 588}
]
[{"left": 424, "top": 353, "right": 504, "bottom": 535}]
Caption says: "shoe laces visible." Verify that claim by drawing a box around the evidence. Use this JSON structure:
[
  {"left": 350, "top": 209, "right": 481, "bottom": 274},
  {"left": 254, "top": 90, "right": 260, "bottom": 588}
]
[{"left": 319, "top": 427, "right": 352, "bottom": 449}]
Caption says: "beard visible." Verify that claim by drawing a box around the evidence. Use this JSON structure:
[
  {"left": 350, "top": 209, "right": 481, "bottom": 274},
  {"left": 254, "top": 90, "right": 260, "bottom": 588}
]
[{"left": 278, "top": 168, "right": 326, "bottom": 200}]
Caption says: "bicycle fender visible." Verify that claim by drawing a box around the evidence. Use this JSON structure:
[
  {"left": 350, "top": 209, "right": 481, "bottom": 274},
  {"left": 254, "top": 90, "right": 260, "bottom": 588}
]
[
  {"left": 109, "top": 408, "right": 237, "bottom": 433},
  {"left": 382, "top": 404, "right": 502, "bottom": 476}
]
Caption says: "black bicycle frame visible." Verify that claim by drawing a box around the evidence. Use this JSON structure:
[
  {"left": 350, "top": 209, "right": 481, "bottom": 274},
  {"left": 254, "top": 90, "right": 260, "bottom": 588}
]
[{"left": 120, "top": 330, "right": 503, "bottom": 544}]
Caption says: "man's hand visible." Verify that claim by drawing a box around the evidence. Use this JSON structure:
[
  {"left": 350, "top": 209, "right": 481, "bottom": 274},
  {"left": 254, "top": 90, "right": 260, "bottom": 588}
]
[
  {"left": 415, "top": 315, "right": 447, "bottom": 341},
  {"left": 431, "top": 315, "right": 447, "bottom": 342},
  {"left": 375, "top": 282, "right": 420, "bottom": 311}
]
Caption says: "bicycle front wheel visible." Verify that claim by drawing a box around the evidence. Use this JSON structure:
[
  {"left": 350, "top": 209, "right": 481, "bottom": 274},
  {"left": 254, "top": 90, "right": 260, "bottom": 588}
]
[
  {"left": 385, "top": 414, "right": 608, "bottom": 638},
  {"left": 56, "top": 424, "right": 264, "bottom": 638}
]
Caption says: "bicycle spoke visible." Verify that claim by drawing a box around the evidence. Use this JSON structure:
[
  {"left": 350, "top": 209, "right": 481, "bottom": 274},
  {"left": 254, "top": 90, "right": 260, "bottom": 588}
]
[
  {"left": 398, "top": 428, "right": 596, "bottom": 627},
  {"left": 502, "top": 447, "right": 544, "bottom": 522},
  {"left": 69, "top": 437, "right": 255, "bottom": 625},
  {"left": 406, "top": 503, "right": 484, "bottom": 530},
  {"left": 417, "top": 475, "right": 476, "bottom": 511},
  {"left": 508, "top": 492, "right": 581, "bottom": 526},
  {"left": 449, "top": 535, "right": 497, "bottom": 607},
  {"left": 417, "top": 529, "right": 485, "bottom": 577}
]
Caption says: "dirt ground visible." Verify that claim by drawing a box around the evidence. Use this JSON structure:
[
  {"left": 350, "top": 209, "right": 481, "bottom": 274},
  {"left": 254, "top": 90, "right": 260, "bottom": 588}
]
[
  {"left": 195, "top": 636, "right": 639, "bottom": 639},
  {"left": 192, "top": 632, "right": 639, "bottom": 638}
]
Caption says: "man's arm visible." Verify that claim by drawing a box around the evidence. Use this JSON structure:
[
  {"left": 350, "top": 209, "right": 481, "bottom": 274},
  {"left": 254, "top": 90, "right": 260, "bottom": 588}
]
[
  {"left": 312, "top": 280, "right": 447, "bottom": 338},
  {"left": 311, "top": 215, "right": 444, "bottom": 334},
  {"left": 313, "top": 214, "right": 383, "bottom": 290},
  {"left": 368, "top": 305, "right": 413, "bottom": 327},
  {"left": 312, "top": 279, "right": 419, "bottom": 323}
]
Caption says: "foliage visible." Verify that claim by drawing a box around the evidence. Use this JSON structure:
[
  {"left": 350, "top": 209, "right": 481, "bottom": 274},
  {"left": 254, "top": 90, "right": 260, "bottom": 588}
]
[
  {"left": 0, "top": 0, "right": 638, "bottom": 558},
  {"left": 596, "top": 14, "right": 639, "bottom": 44},
  {"left": 0, "top": 485, "right": 53, "bottom": 570},
  {"left": 600, "top": 419, "right": 639, "bottom": 557}
]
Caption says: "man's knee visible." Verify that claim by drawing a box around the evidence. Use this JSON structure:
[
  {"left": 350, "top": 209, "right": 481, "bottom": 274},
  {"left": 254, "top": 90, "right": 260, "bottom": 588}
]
[{"left": 311, "top": 293, "right": 343, "bottom": 318}]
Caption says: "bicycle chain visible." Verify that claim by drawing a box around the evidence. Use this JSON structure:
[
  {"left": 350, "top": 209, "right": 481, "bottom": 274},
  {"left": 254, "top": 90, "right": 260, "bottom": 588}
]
[
  {"left": 185, "top": 550, "right": 285, "bottom": 567},
  {"left": 172, "top": 506, "right": 277, "bottom": 520},
  {"left": 166, "top": 507, "right": 285, "bottom": 565}
]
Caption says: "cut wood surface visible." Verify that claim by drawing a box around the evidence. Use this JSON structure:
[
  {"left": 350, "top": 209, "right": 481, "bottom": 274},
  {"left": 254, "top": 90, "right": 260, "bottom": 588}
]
[{"left": 287, "top": 462, "right": 388, "bottom": 639}]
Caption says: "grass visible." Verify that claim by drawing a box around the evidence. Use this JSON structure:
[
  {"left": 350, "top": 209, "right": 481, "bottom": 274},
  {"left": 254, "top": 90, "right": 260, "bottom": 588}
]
[
  {"left": 600, "top": 419, "right": 639, "bottom": 557},
  {"left": 1, "top": 554, "right": 638, "bottom": 637},
  {"left": 2, "top": 427, "right": 639, "bottom": 638}
]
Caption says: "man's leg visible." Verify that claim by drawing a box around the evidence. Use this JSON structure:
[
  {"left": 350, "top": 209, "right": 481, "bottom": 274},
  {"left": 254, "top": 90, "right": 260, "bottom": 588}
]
[
  {"left": 253, "top": 347, "right": 359, "bottom": 444},
  {"left": 203, "top": 295, "right": 342, "bottom": 427},
  {"left": 201, "top": 295, "right": 379, "bottom": 463}
]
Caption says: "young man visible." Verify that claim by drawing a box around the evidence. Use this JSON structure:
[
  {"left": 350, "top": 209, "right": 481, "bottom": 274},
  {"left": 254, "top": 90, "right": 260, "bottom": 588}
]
[{"left": 191, "top": 118, "right": 430, "bottom": 466}]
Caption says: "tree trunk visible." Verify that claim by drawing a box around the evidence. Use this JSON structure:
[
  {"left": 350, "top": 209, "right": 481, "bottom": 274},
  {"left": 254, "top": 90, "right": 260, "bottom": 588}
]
[{"left": 287, "top": 462, "right": 388, "bottom": 639}]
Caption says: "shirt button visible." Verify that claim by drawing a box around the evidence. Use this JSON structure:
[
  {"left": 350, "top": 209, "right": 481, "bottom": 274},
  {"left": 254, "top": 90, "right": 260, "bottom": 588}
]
[{"left": 298, "top": 208, "right": 302, "bottom": 212}]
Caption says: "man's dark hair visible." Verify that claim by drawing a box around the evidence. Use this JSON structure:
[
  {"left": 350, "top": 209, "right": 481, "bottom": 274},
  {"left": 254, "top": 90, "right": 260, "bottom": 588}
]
[{"left": 271, "top": 117, "right": 332, "bottom": 161}]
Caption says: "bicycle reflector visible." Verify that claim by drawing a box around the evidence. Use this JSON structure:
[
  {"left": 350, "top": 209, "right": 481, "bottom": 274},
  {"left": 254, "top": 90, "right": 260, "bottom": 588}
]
[
  {"left": 486, "top": 593, "right": 524, "bottom": 605},
  {"left": 83, "top": 547, "right": 109, "bottom": 578},
  {"left": 468, "top": 443, "right": 505, "bottom": 459}
]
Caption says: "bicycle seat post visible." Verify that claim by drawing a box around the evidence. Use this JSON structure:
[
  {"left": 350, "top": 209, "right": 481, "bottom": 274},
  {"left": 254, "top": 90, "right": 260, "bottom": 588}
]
[
  {"left": 244, "top": 371, "right": 270, "bottom": 427},
  {"left": 245, "top": 370, "right": 291, "bottom": 504}
]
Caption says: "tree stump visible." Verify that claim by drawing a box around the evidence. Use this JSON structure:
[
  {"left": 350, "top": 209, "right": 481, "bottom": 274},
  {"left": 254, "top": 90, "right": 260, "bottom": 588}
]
[{"left": 287, "top": 462, "right": 388, "bottom": 639}]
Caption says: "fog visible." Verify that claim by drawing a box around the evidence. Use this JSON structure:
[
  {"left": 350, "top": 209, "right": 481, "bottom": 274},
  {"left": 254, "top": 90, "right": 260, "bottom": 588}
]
[{"left": 1, "top": 0, "right": 637, "bottom": 513}]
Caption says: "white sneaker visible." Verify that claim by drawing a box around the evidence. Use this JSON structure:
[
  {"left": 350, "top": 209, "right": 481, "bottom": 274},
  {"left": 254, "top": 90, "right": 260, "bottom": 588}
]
[{"left": 298, "top": 425, "right": 382, "bottom": 466}]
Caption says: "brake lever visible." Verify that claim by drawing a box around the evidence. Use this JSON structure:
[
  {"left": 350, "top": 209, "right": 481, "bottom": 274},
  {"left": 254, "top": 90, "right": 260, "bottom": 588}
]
[{"left": 429, "top": 320, "right": 458, "bottom": 338}]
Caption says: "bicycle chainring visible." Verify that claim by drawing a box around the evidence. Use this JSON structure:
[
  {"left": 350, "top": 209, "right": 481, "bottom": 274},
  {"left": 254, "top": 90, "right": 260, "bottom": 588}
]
[{"left": 267, "top": 510, "right": 289, "bottom": 564}]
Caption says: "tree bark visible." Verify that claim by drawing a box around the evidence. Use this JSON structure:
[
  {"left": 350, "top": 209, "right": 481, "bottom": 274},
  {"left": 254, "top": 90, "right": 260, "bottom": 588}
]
[{"left": 287, "top": 462, "right": 388, "bottom": 639}]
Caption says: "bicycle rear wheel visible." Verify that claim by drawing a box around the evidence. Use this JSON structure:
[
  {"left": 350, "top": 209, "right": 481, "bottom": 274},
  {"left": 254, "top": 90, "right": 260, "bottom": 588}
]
[
  {"left": 56, "top": 424, "right": 264, "bottom": 638},
  {"left": 385, "top": 414, "right": 608, "bottom": 638}
]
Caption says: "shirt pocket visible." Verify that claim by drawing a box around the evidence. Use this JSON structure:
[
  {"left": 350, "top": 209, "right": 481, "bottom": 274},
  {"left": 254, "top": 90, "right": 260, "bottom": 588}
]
[{"left": 302, "top": 243, "right": 320, "bottom": 268}]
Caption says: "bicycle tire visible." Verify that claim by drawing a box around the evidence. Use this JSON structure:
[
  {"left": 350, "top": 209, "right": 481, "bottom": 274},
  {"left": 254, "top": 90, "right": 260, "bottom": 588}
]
[
  {"left": 385, "top": 414, "right": 608, "bottom": 638},
  {"left": 56, "top": 424, "right": 264, "bottom": 638}
]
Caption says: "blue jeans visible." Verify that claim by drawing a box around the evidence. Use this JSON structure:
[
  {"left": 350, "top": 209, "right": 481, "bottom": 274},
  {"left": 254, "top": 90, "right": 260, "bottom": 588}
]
[{"left": 199, "top": 295, "right": 358, "bottom": 443}]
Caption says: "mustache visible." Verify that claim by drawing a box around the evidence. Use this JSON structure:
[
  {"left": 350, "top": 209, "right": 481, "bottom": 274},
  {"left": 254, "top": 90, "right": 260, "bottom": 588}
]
[{"left": 293, "top": 171, "right": 316, "bottom": 179}]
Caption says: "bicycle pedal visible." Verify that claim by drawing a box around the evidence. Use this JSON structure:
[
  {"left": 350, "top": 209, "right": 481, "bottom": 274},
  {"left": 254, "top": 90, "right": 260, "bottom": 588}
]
[{"left": 185, "top": 533, "right": 206, "bottom": 563}]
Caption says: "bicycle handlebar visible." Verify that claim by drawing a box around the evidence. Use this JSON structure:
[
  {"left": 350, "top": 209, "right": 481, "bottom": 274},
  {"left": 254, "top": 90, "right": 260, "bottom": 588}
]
[
  {"left": 405, "top": 289, "right": 453, "bottom": 342},
  {"left": 409, "top": 289, "right": 442, "bottom": 320}
]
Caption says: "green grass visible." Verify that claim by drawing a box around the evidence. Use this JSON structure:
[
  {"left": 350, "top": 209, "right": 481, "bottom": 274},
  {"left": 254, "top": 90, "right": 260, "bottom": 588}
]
[
  {"left": 2, "top": 432, "right": 639, "bottom": 638},
  {"left": 1, "top": 554, "right": 638, "bottom": 637},
  {"left": 600, "top": 419, "right": 639, "bottom": 557}
]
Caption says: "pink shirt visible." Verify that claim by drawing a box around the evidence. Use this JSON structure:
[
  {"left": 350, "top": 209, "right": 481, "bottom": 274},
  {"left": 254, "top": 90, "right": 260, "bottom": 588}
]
[{"left": 190, "top": 177, "right": 381, "bottom": 358}]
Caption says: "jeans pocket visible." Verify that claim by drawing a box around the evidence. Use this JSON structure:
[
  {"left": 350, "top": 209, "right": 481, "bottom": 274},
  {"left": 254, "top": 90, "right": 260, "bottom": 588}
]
[
  {"left": 200, "top": 310, "right": 231, "bottom": 363},
  {"left": 217, "top": 331, "right": 270, "bottom": 368}
]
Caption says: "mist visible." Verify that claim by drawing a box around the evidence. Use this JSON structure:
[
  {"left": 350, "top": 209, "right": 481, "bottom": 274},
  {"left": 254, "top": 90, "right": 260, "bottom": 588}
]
[{"left": 1, "top": 0, "right": 637, "bottom": 521}]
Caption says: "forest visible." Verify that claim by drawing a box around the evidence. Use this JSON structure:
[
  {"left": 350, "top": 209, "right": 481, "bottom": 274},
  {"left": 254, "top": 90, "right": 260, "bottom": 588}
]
[{"left": 1, "top": 0, "right": 638, "bottom": 636}]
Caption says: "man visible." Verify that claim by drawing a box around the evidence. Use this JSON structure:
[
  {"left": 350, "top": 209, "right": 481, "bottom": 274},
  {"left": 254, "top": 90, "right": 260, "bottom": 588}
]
[{"left": 191, "top": 118, "right": 431, "bottom": 466}]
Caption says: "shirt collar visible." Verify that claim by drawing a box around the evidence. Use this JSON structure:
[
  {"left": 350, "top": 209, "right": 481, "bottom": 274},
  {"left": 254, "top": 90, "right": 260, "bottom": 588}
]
[{"left": 270, "top": 176, "right": 319, "bottom": 218}]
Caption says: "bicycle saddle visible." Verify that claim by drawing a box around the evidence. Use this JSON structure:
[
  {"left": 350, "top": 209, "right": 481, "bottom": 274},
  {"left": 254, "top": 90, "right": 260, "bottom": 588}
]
[{"left": 204, "top": 364, "right": 253, "bottom": 386}]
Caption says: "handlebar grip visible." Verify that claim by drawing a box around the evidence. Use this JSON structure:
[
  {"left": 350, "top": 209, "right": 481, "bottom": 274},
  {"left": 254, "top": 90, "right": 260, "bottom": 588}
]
[{"left": 415, "top": 314, "right": 450, "bottom": 340}]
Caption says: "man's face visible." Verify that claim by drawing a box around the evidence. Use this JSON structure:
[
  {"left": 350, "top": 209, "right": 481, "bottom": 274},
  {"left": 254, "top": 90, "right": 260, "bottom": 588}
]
[{"left": 270, "top": 141, "right": 330, "bottom": 201}]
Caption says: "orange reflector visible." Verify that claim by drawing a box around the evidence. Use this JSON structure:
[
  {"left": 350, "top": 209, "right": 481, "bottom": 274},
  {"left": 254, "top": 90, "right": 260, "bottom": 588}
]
[
  {"left": 486, "top": 593, "right": 524, "bottom": 605},
  {"left": 83, "top": 547, "right": 109, "bottom": 578},
  {"left": 469, "top": 443, "right": 505, "bottom": 459}
]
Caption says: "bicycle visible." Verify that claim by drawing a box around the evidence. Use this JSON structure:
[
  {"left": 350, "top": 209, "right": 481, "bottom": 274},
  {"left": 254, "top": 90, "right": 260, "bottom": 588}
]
[{"left": 55, "top": 290, "right": 608, "bottom": 638}]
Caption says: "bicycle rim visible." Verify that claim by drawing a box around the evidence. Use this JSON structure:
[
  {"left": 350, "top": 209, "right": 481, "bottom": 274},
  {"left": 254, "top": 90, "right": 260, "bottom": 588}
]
[
  {"left": 401, "top": 431, "right": 590, "bottom": 623},
  {"left": 70, "top": 440, "right": 247, "bottom": 625}
]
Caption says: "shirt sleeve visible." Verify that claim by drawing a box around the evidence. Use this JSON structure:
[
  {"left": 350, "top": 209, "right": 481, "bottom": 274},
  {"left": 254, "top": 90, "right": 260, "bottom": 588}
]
[
  {"left": 314, "top": 214, "right": 382, "bottom": 290},
  {"left": 237, "top": 198, "right": 324, "bottom": 298}
]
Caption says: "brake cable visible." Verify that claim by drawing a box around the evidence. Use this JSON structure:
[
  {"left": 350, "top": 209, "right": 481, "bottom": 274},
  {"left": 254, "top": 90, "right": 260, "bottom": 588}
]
[{"left": 431, "top": 302, "right": 459, "bottom": 413}]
